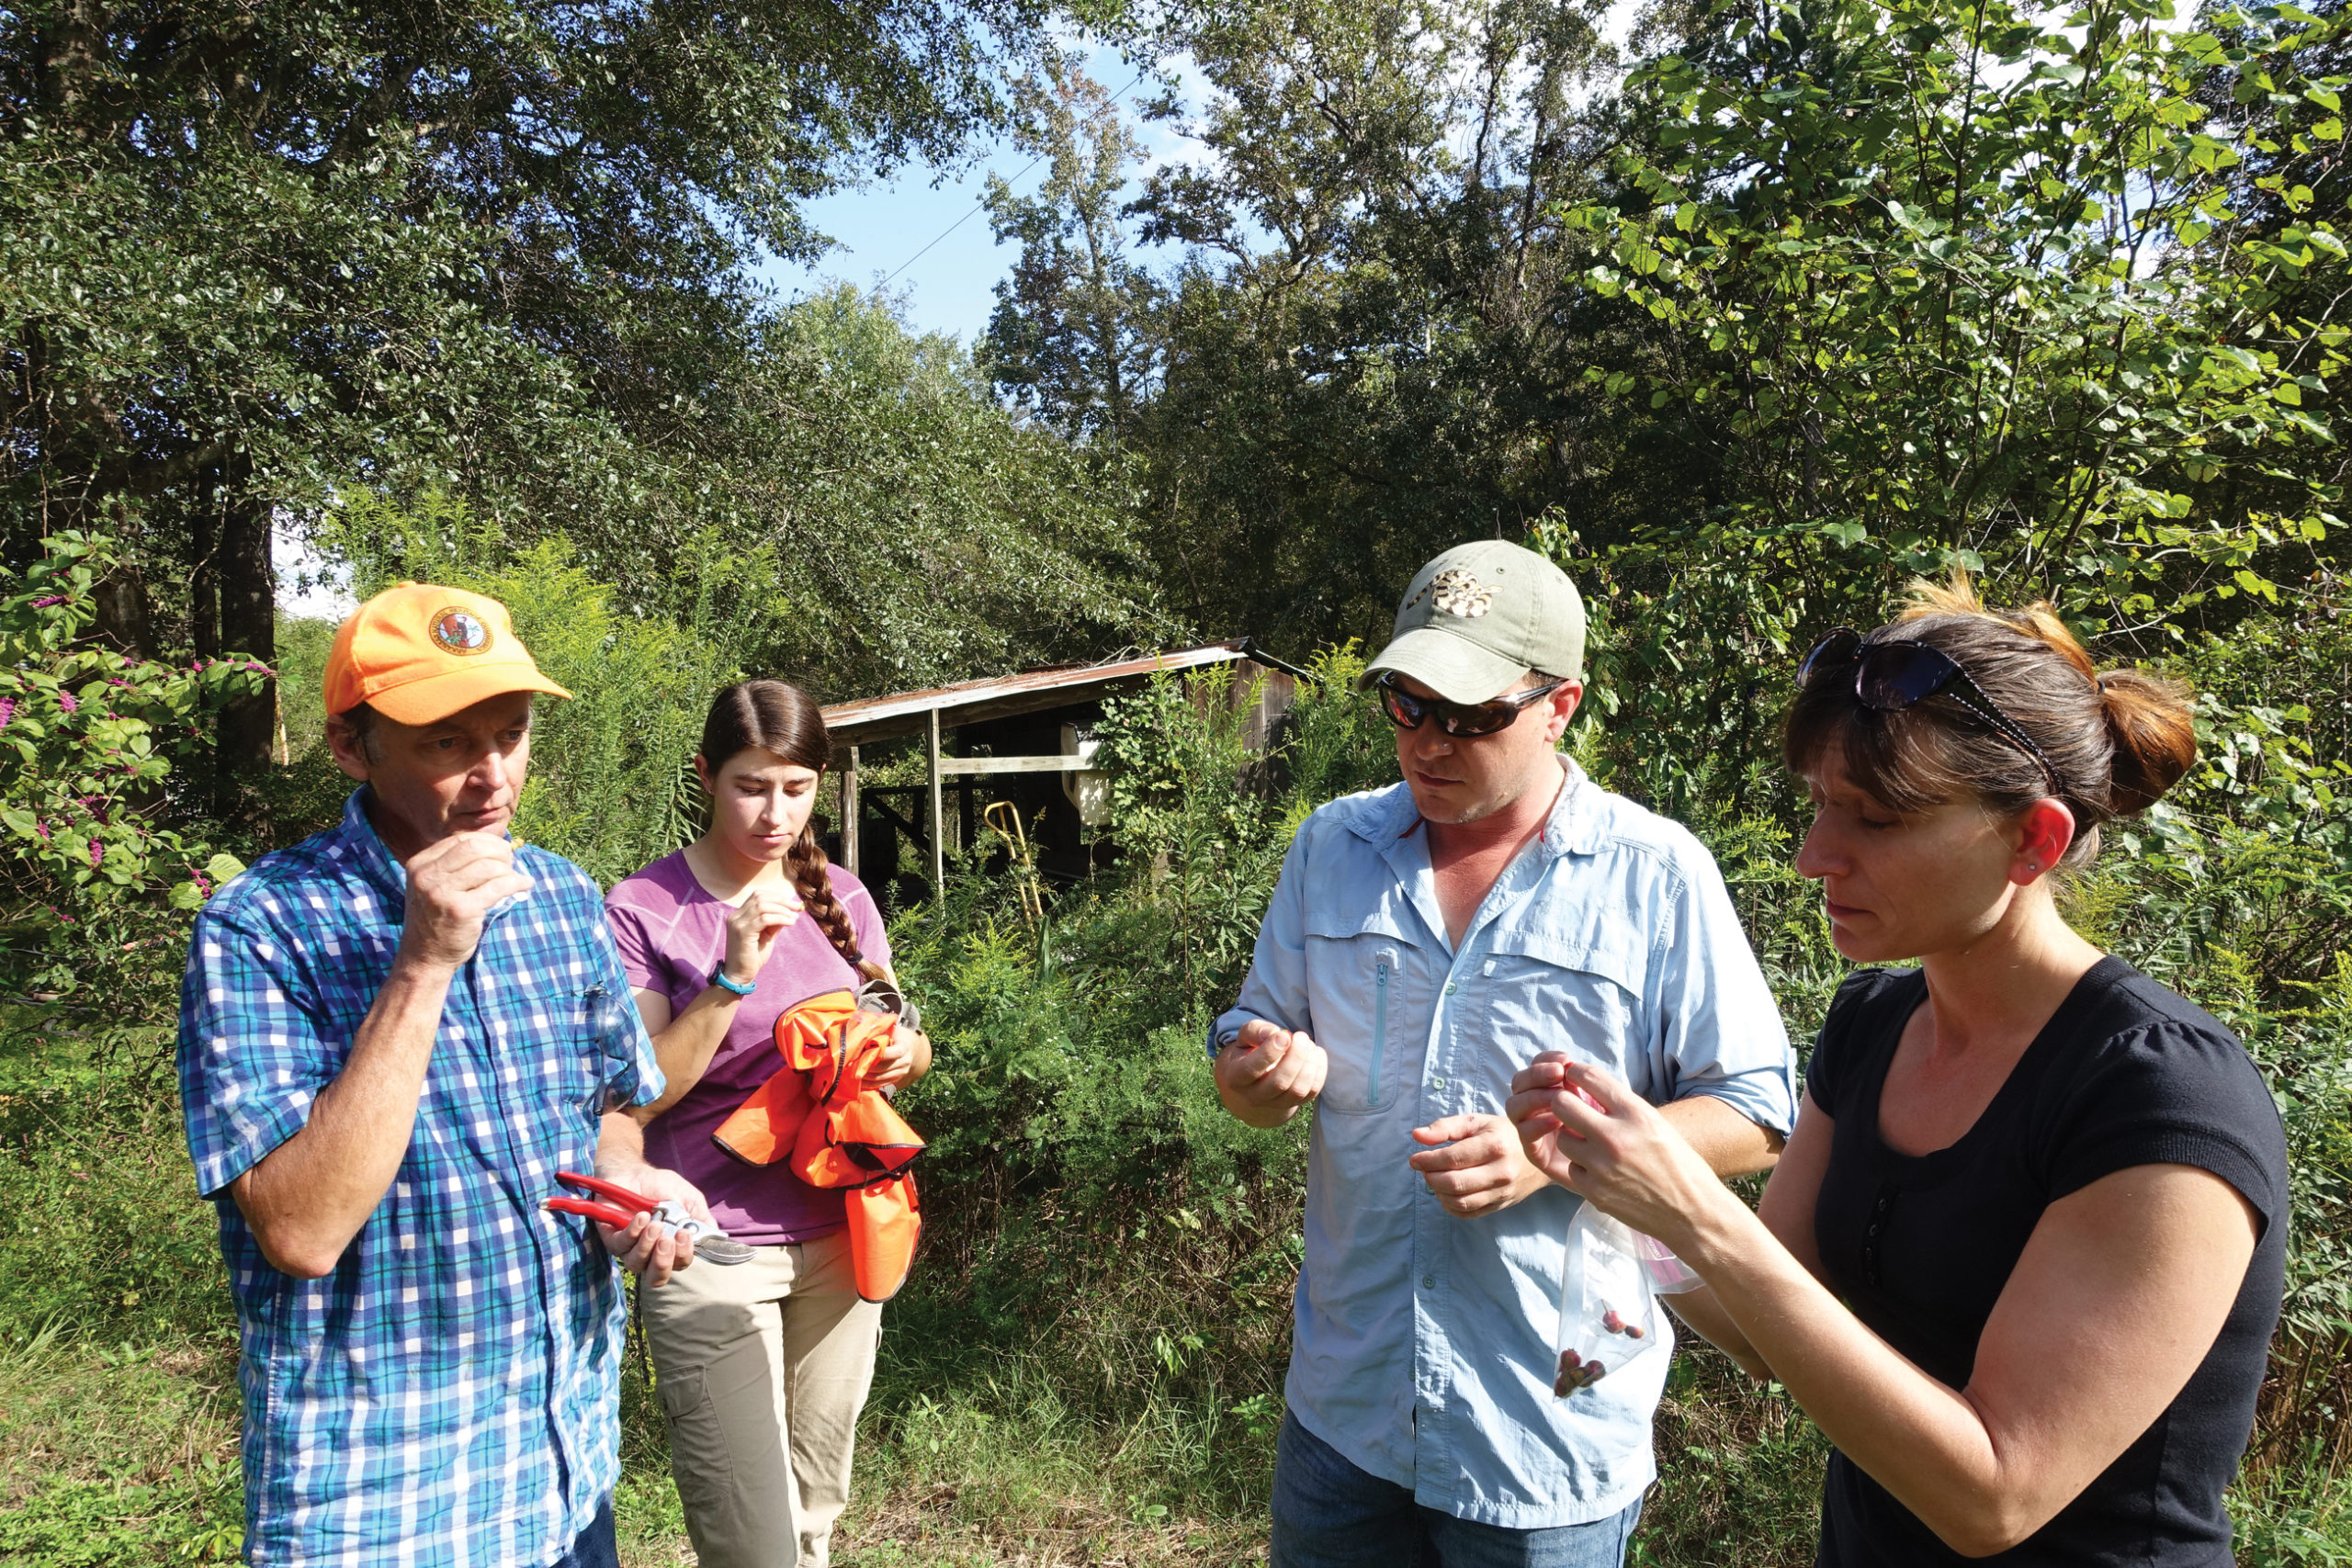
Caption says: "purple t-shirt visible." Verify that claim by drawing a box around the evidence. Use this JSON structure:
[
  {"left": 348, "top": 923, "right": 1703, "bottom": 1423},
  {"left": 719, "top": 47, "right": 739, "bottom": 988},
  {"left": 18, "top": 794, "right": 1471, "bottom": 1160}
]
[{"left": 605, "top": 852, "right": 891, "bottom": 1247}]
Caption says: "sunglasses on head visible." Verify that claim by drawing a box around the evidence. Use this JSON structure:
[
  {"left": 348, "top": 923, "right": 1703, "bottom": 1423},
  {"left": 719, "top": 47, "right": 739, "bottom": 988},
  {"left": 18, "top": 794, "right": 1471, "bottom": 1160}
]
[
  {"left": 1798, "top": 627, "right": 2064, "bottom": 795},
  {"left": 1374, "top": 671, "right": 1562, "bottom": 737}
]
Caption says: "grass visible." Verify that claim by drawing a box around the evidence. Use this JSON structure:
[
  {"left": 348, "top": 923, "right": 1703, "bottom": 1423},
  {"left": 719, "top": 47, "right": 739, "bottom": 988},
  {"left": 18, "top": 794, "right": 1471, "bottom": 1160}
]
[
  {"left": 6, "top": 1314, "right": 2351, "bottom": 1565},
  {"left": 1635, "top": 1352, "right": 1831, "bottom": 1568},
  {"left": 0, "top": 1327, "right": 244, "bottom": 1564},
  {"left": 614, "top": 1285, "right": 1283, "bottom": 1567},
  {"left": 3, "top": 1034, "right": 2348, "bottom": 1567}
]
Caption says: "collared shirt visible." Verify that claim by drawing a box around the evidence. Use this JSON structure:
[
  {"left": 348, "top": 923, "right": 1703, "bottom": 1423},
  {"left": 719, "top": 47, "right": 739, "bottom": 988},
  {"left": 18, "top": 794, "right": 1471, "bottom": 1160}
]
[
  {"left": 1212, "top": 758, "right": 1795, "bottom": 1529},
  {"left": 176, "top": 789, "right": 663, "bottom": 1568}
]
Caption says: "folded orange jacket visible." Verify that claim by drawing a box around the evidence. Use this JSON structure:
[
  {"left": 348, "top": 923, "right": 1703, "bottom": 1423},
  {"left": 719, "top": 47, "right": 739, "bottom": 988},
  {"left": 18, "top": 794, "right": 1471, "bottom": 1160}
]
[{"left": 711, "top": 982, "right": 924, "bottom": 1303}]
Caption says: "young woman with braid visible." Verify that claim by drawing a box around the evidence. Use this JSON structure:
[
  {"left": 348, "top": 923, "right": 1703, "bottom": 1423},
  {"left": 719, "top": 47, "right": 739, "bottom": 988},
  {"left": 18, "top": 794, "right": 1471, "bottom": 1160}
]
[{"left": 605, "top": 680, "right": 929, "bottom": 1568}]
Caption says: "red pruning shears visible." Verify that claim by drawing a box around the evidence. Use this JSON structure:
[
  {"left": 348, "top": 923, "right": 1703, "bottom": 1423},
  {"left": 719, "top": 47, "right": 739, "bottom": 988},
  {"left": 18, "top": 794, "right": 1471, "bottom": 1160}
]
[{"left": 545, "top": 1171, "right": 753, "bottom": 1265}]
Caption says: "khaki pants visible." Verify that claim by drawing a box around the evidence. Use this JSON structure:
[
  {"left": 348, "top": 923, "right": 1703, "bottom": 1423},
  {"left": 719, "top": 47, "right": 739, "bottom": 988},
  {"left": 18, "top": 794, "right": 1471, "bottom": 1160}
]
[{"left": 639, "top": 1230, "right": 883, "bottom": 1568}]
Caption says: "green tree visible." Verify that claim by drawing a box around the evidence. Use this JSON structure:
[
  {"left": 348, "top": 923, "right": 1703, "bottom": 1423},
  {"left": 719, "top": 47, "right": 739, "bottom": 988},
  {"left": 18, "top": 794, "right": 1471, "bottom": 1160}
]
[
  {"left": 984, "top": 57, "right": 1167, "bottom": 445},
  {"left": 1544, "top": 0, "right": 2347, "bottom": 808},
  {"left": 982, "top": 0, "right": 2346, "bottom": 690},
  {"left": 992, "top": 0, "right": 1636, "bottom": 647},
  {"left": 0, "top": 0, "right": 1081, "bottom": 793},
  {"left": 311, "top": 288, "right": 1174, "bottom": 701}
]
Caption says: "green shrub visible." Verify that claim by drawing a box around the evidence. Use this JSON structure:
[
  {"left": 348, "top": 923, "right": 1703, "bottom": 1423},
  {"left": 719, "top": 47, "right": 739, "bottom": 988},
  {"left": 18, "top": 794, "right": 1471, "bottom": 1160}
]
[
  {"left": 0, "top": 1021, "right": 232, "bottom": 1348},
  {"left": 0, "top": 535, "right": 266, "bottom": 1001}
]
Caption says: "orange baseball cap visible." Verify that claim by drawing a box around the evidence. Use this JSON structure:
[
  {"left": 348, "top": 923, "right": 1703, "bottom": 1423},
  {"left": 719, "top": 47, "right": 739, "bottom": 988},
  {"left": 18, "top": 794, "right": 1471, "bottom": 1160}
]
[{"left": 324, "top": 582, "right": 572, "bottom": 726}]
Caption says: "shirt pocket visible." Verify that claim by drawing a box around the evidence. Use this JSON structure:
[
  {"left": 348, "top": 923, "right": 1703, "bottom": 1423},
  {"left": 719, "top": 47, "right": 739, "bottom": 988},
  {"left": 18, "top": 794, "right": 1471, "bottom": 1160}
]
[
  {"left": 1473, "top": 930, "right": 1649, "bottom": 1099},
  {"left": 578, "top": 982, "right": 641, "bottom": 1115},
  {"left": 1304, "top": 912, "right": 1419, "bottom": 1116},
  {"left": 501, "top": 983, "right": 622, "bottom": 1129}
]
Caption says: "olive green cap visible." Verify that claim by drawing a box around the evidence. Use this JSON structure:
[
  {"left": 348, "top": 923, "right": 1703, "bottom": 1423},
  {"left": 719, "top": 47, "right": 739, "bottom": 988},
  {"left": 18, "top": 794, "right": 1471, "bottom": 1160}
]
[{"left": 1363, "top": 540, "right": 1586, "bottom": 703}]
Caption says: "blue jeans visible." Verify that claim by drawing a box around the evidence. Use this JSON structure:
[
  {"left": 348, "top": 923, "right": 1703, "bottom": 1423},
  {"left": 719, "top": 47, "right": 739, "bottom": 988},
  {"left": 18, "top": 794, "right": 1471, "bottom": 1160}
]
[
  {"left": 550, "top": 1497, "right": 619, "bottom": 1568},
  {"left": 1270, "top": 1413, "right": 1644, "bottom": 1568}
]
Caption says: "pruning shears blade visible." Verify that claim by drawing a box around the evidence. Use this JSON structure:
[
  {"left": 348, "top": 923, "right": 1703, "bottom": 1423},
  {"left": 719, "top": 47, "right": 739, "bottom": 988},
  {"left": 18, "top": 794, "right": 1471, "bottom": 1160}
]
[{"left": 546, "top": 1170, "right": 752, "bottom": 1265}]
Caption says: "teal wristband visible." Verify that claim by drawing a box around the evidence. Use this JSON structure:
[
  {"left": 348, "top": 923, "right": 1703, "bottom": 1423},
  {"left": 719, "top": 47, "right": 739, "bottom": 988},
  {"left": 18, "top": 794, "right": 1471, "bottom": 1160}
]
[{"left": 709, "top": 965, "right": 757, "bottom": 998}]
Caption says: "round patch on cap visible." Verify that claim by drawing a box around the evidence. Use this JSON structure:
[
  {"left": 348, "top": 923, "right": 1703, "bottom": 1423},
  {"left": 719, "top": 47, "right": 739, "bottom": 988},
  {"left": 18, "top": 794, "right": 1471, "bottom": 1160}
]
[
  {"left": 428, "top": 607, "right": 493, "bottom": 656},
  {"left": 1430, "top": 568, "right": 1495, "bottom": 618}
]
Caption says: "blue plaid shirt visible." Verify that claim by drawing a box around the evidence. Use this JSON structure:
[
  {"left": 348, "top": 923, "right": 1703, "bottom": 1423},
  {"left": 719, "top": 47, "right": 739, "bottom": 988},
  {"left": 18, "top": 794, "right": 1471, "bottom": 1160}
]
[{"left": 177, "top": 789, "right": 663, "bottom": 1568}]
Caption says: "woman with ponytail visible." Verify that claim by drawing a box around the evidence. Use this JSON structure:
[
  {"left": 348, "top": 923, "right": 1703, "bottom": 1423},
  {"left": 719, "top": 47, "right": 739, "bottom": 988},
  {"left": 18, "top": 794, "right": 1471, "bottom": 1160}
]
[
  {"left": 1507, "top": 580, "right": 2288, "bottom": 1566},
  {"left": 605, "top": 680, "right": 928, "bottom": 1568}
]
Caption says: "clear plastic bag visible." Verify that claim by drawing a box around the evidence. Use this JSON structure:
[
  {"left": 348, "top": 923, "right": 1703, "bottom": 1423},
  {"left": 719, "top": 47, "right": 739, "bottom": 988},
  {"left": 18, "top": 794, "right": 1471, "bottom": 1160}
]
[
  {"left": 1633, "top": 1229, "right": 1702, "bottom": 1296},
  {"left": 1553, "top": 1205, "right": 1699, "bottom": 1396}
]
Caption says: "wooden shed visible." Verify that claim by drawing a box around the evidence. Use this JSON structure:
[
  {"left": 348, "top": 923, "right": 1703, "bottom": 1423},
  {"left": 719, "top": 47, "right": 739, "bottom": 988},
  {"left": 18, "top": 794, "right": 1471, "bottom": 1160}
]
[{"left": 820, "top": 640, "right": 1301, "bottom": 911}]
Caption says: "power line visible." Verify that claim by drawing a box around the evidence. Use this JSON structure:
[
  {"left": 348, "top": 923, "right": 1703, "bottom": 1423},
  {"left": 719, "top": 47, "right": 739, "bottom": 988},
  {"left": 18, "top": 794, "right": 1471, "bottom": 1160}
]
[{"left": 878, "top": 67, "right": 1157, "bottom": 288}]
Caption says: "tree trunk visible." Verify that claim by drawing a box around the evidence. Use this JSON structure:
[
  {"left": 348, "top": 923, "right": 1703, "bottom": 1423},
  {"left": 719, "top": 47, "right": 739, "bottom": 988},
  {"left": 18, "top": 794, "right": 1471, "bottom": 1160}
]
[
  {"left": 215, "top": 462, "right": 276, "bottom": 824},
  {"left": 92, "top": 561, "right": 154, "bottom": 660},
  {"left": 190, "top": 465, "right": 220, "bottom": 660}
]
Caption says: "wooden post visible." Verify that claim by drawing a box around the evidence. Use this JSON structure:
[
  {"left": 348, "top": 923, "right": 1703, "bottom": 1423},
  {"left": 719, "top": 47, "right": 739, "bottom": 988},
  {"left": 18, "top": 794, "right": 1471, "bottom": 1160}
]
[
  {"left": 840, "top": 746, "right": 860, "bottom": 877},
  {"left": 925, "top": 708, "right": 945, "bottom": 897}
]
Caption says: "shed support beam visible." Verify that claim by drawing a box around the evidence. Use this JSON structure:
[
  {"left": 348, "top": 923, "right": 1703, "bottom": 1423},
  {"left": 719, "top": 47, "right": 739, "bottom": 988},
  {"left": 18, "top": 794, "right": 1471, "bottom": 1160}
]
[
  {"left": 935, "top": 754, "right": 1093, "bottom": 774},
  {"left": 926, "top": 709, "right": 945, "bottom": 897},
  {"left": 840, "top": 745, "right": 859, "bottom": 877}
]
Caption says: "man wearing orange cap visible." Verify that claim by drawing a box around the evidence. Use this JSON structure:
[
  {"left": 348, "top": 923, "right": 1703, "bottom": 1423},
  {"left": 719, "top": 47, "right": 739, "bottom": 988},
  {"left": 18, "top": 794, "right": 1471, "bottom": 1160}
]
[{"left": 177, "top": 583, "right": 710, "bottom": 1568}]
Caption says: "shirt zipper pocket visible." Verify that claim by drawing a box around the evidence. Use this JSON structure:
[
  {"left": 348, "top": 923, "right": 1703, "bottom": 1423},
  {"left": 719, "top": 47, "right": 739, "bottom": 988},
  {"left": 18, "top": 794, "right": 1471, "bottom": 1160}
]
[{"left": 1370, "top": 953, "right": 1392, "bottom": 1108}]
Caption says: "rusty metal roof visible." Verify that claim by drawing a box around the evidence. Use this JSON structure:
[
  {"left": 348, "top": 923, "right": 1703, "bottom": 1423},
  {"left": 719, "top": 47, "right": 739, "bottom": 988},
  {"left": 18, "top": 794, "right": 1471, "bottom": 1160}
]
[{"left": 820, "top": 642, "right": 1257, "bottom": 746}]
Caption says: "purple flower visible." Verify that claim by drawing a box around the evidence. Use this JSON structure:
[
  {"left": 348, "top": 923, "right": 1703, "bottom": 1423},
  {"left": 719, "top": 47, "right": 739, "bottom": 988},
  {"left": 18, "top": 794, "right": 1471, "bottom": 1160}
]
[
  {"left": 87, "top": 838, "right": 102, "bottom": 868},
  {"left": 0, "top": 696, "right": 13, "bottom": 731},
  {"left": 29, "top": 595, "right": 64, "bottom": 608},
  {"left": 33, "top": 820, "right": 49, "bottom": 841},
  {"left": 58, "top": 692, "right": 77, "bottom": 714}
]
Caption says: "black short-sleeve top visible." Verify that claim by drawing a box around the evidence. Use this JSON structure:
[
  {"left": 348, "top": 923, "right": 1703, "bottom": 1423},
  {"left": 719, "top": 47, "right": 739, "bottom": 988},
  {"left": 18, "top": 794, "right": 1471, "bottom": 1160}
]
[{"left": 1805, "top": 956, "right": 2288, "bottom": 1567}]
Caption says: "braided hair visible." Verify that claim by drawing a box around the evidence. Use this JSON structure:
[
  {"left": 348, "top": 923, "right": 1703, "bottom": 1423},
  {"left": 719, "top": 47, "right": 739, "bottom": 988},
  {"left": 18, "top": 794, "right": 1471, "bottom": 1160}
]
[{"left": 698, "top": 680, "right": 887, "bottom": 984}]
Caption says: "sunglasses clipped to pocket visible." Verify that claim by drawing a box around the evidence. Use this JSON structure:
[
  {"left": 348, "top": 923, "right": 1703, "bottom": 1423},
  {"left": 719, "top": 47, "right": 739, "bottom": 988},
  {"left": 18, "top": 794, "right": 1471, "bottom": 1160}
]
[
  {"left": 1374, "top": 671, "right": 1563, "bottom": 738},
  {"left": 1798, "top": 628, "right": 2063, "bottom": 795}
]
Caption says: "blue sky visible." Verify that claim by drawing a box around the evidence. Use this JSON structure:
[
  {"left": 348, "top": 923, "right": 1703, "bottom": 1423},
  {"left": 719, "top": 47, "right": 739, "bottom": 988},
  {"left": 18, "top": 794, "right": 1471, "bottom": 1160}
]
[
  {"left": 755, "top": 47, "right": 1180, "bottom": 344},
  {"left": 754, "top": 152, "right": 1032, "bottom": 344},
  {"left": 747, "top": 4, "right": 1659, "bottom": 345},
  {"left": 756, "top": 143, "right": 1039, "bottom": 343}
]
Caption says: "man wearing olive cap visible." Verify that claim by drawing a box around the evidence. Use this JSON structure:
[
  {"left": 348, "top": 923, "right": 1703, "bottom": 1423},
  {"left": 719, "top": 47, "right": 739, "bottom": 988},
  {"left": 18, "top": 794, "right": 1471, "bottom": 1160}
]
[
  {"left": 177, "top": 583, "right": 712, "bottom": 1568},
  {"left": 1211, "top": 540, "right": 1796, "bottom": 1566}
]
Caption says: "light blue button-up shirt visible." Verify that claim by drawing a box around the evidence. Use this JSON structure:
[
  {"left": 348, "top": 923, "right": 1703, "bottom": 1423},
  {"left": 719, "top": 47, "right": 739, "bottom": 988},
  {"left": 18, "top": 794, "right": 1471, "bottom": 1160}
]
[{"left": 1213, "top": 758, "right": 1795, "bottom": 1529}]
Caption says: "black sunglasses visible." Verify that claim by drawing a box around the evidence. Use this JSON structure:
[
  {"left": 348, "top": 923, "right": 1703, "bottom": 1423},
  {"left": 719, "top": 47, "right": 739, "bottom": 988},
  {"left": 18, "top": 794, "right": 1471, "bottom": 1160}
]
[
  {"left": 1799, "top": 627, "right": 2064, "bottom": 795},
  {"left": 1374, "top": 671, "right": 1562, "bottom": 738}
]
